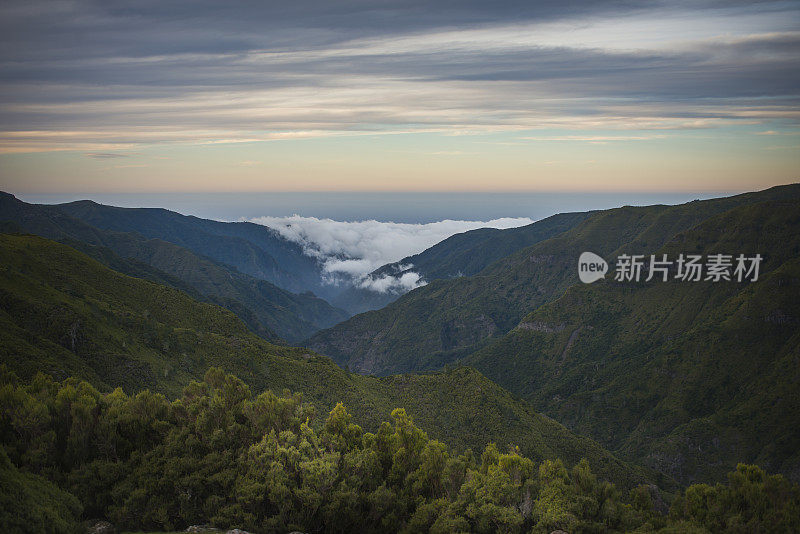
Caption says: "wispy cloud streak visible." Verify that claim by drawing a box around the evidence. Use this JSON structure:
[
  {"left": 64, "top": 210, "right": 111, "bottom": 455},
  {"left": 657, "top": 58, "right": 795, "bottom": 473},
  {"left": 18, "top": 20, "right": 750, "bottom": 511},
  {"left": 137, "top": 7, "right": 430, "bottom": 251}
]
[{"left": 0, "top": 1, "right": 797, "bottom": 153}]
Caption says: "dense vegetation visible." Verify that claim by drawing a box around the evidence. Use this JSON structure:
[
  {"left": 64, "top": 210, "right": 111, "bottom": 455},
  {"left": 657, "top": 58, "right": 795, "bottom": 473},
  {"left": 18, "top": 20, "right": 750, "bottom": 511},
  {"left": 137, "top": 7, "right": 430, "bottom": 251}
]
[
  {"left": 2, "top": 187, "right": 799, "bottom": 531},
  {"left": 464, "top": 200, "right": 800, "bottom": 485},
  {"left": 0, "top": 192, "right": 348, "bottom": 342},
  {"left": 2, "top": 368, "right": 799, "bottom": 534},
  {"left": 0, "top": 447, "right": 83, "bottom": 533},
  {"left": 0, "top": 232, "right": 649, "bottom": 489},
  {"left": 307, "top": 184, "right": 800, "bottom": 376}
]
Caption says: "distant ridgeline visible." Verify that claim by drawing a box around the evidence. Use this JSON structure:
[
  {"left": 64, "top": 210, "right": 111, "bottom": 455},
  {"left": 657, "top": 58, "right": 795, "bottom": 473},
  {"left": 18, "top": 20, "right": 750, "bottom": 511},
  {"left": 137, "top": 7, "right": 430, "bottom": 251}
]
[
  {"left": 1, "top": 185, "right": 800, "bottom": 532},
  {"left": 0, "top": 192, "right": 597, "bottom": 318},
  {"left": 0, "top": 192, "right": 349, "bottom": 343}
]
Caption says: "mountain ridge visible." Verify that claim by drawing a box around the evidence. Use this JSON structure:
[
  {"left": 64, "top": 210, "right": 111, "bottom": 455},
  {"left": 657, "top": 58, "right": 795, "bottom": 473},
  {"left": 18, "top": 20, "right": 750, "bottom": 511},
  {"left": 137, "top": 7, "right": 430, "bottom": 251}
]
[
  {"left": 463, "top": 198, "right": 800, "bottom": 484},
  {"left": 371, "top": 211, "right": 592, "bottom": 282},
  {"left": 306, "top": 183, "right": 800, "bottom": 376},
  {"left": 0, "top": 193, "right": 348, "bottom": 342},
  {"left": 0, "top": 232, "right": 655, "bottom": 490}
]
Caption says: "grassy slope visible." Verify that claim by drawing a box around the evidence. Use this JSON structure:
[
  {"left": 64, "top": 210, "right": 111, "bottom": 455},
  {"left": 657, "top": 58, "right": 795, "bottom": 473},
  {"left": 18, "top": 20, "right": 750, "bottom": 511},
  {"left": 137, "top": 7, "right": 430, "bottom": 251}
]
[
  {"left": 465, "top": 200, "right": 800, "bottom": 485},
  {"left": 306, "top": 184, "right": 800, "bottom": 376},
  {"left": 0, "top": 233, "right": 654, "bottom": 489},
  {"left": 0, "top": 193, "right": 348, "bottom": 342}
]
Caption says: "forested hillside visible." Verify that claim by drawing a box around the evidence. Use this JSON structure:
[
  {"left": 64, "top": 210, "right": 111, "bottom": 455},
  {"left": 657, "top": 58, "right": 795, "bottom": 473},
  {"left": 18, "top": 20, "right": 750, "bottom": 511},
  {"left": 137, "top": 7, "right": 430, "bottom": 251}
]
[
  {"left": 371, "top": 211, "right": 591, "bottom": 282},
  {"left": 306, "top": 184, "right": 800, "bottom": 376},
  {"left": 3, "top": 369, "right": 799, "bottom": 533},
  {"left": 0, "top": 193, "right": 348, "bottom": 342},
  {"left": 0, "top": 233, "right": 648, "bottom": 489},
  {"left": 465, "top": 200, "right": 800, "bottom": 485},
  {"left": 305, "top": 186, "right": 800, "bottom": 486},
  {"left": 2, "top": 188, "right": 799, "bottom": 532},
  {"left": 55, "top": 198, "right": 322, "bottom": 295}
]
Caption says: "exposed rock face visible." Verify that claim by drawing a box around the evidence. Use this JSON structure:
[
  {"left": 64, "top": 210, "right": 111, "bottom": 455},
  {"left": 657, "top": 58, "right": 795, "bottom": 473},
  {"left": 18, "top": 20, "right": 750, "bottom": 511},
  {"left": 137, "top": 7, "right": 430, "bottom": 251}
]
[
  {"left": 185, "top": 526, "right": 221, "bottom": 533},
  {"left": 558, "top": 326, "right": 585, "bottom": 367}
]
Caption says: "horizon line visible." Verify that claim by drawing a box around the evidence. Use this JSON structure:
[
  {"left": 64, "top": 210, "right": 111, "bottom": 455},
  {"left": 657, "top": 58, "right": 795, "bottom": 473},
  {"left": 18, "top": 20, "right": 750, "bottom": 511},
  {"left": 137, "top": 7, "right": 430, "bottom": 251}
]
[{"left": 12, "top": 185, "right": 798, "bottom": 197}]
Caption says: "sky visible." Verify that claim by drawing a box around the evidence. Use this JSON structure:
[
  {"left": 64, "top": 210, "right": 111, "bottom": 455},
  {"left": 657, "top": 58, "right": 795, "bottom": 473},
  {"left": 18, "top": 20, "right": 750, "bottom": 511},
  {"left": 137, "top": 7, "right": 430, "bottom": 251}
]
[{"left": 0, "top": 0, "right": 798, "bottom": 194}]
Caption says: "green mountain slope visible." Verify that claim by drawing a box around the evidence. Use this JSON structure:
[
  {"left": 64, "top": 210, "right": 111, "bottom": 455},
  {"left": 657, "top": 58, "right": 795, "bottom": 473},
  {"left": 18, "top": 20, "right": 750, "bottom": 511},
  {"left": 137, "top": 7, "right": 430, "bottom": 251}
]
[
  {"left": 0, "top": 193, "right": 348, "bottom": 342},
  {"left": 60, "top": 237, "right": 280, "bottom": 341},
  {"left": 51, "top": 195, "right": 418, "bottom": 316},
  {"left": 66, "top": 233, "right": 348, "bottom": 343},
  {"left": 327, "top": 211, "right": 590, "bottom": 315},
  {"left": 372, "top": 211, "right": 591, "bottom": 282},
  {"left": 464, "top": 200, "right": 800, "bottom": 485},
  {"left": 306, "top": 184, "right": 800, "bottom": 376},
  {"left": 55, "top": 198, "right": 322, "bottom": 294},
  {"left": 0, "top": 233, "right": 652, "bottom": 489}
]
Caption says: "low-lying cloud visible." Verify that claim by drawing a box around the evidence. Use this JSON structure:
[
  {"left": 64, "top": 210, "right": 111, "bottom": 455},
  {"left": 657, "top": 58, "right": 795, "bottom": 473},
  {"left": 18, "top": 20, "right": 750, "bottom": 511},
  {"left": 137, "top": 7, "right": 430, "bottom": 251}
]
[
  {"left": 249, "top": 215, "right": 533, "bottom": 292},
  {"left": 359, "top": 270, "right": 425, "bottom": 293}
]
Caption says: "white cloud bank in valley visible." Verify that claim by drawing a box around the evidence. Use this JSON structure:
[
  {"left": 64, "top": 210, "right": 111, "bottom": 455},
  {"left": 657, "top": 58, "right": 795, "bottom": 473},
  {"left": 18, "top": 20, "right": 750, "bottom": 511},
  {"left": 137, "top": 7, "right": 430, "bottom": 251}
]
[{"left": 249, "top": 215, "right": 534, "bottom": 292}]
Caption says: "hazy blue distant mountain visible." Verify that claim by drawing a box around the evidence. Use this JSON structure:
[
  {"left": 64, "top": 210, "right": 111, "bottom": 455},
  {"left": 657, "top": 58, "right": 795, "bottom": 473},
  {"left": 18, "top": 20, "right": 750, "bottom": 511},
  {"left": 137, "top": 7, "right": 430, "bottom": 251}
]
[
  {"left": 55, "top": 198, "right": 324, "bottom": 294},
  {"left": 0, "top": 192, "right": 348, "bottom": 342},
  {"left": 51, "top": 198, "right": 408, "bottom": 315},
  {"left": 15, "top": 194, "right": 593, "bottom": 318},
  {"left": 372, "top": 211, "right": 591, "bottom": 282},
  {"left": 327, "top": 211, "right": 591, "bottom": 315}
]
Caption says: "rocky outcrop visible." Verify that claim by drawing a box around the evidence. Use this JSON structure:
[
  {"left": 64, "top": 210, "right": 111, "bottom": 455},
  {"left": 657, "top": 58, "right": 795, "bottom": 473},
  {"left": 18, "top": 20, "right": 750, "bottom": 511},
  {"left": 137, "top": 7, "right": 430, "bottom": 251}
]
[{"left": 558, "top": 326, "right": 589, "bottom": 369}]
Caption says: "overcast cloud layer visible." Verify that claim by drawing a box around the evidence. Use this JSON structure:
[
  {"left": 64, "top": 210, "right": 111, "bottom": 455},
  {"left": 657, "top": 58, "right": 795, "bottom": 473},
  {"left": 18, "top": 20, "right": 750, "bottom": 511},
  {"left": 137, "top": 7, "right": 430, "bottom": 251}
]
[
  {"left": 0, "top": 0, "right": 798, "bottom": 153},
  {"left": 250, "top": 215, "right": 533, "bottom": 292}
]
